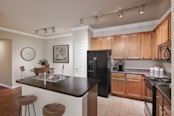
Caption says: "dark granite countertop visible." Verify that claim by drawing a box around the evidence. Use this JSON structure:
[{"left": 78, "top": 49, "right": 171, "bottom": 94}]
[
  {"left": 156, "top": 86, "right": 171, "bottom": 104},
  {"left": 16, "top": 76, "right": 99, "bottom": 97},
  {"left": 111, "top": 69, "right": 170, "bottom": 78}
]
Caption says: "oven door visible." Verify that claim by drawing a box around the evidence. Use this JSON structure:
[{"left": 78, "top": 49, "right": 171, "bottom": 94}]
[{"left": 144, "top": 80, "right": 153, "bottom": 116}]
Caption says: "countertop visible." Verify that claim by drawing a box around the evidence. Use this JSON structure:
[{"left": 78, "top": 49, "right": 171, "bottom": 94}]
[
  {"left": 156, "top": 86, "right": 171, "bottom": 104},
  {"left": 111, "top": 69, "right": 170, "bottom": 78},
  {"left": 16, "top": 76, "right": 99, "bottom": 97}
]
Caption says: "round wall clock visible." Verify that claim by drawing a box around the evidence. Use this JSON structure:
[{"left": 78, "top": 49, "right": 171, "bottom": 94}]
[{"left": 21, "top": 47, "right": 36, "bottom": 61}]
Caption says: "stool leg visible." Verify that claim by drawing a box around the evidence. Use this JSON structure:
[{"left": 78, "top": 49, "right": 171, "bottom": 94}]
[
  {"left": 33, "top": 103, "right": 36, "bottom": 116},
  {"left": 18, "top": 106, "right": 21, "bottom": 116},
  {"left": 25, "top": 106, "right": 27, "bottom": 116},
  {"left": 28, "top": 105, "right": 30, "bottom": 116}
]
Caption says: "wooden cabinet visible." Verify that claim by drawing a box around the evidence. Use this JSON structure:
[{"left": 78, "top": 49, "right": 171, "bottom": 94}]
[
  {"left": 161, "top": 19, "right": 169, "bottom": 43},
  {"left": 169, "top": 16, "right": 171, "bottom": 41},
  {"left": 125, "top": 34, "right": 141, "bottom": 59},
  {"left": 91, "top": 37, "right": 102, "bottom": 50},
  {"left": 141, "top": 32, "right": 152, "bottom": 59},
  {"left": 126, "top": 74, "right": 142, "bottom": 99},
  {"left": 155, "top": 27, "right": 162, "bottom": 58},
  {"left": 102, "top": 37, "right": 112, "bottom": 50},
  {"left": 156, "top": 90, "right": 171, "bottom": 116},
  {"left": 91, "top": 37, "right": 112, "bottom": 50},
  {"left": 111, "top": 73, "right": 144, "bottom": 100},
  {"left": 112, "top": 35, "right": 125, "bottom": 59},
  {"left": 111, "top": 73, "right": 126, "bottom": 96}
]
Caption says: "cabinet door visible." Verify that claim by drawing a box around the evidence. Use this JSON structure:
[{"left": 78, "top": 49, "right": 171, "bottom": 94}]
[
  {"left": 102, "top": 37, "right": 112, "bottom": 50},
  {"left": 161, "top": 19, "right": 169, "bottom": 43},
  {"left": 141, "top": 32, "right": 152, "bottom": 59},
  {"left": 164, "top": 98, "right": 171, "bottom": 116},
  {"left": 151, "top": 31, "right": 156, "bottom": 59},
  {"left": 169, "top": 16, "right": 171, "bottom": 41},
  {"left": 125, "top": 34, "right": 141, "bottom": 59},
  {"left": 126, "top": 74, "right": 142, "bottom": 99},
  {"left": 112, "top": 35, "right": 125, "bottom": 59},
  {"left": 91, "top": 37, "right": 102, "bottom": 50},
  {"left": 156, "top": 27, "right": 162, "bottom": 58},
  {"left": 111, "top": 73, "right": 126, "bottom": 96}
]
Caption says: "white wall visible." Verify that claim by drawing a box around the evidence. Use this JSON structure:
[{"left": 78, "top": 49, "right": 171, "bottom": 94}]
[
  {"left": 0, "top": 31, "right": 45, "bottom": 86},
  {"left": 45, "top": 36, "right": 74, "bottom": 76}
]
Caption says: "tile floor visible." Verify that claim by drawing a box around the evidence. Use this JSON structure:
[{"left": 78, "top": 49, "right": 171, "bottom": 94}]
[{"left": 98, "top": 95, "right": 146, "bottom": 116}]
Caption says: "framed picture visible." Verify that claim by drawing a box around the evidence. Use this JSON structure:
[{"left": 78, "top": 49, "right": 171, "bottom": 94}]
[{"left": 53, "top": 45, "right": 69, "bottom": 63}]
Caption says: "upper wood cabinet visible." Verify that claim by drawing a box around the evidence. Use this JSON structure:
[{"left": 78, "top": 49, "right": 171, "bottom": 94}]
[
  {"left": 155, "top": 27, "right": 162, "bottom": 58},
  {"left": 91, "top": 37, "right": 112, "bottom": 50},
  {"left": 125, "top": 34, "right": 141, "bottom": 59},
  {"left": 141, "top": 32, "right": 152, "bottom": 59},
  {"left": 161, "top": 19, "right": 169, "bottom": 43},
  {"left": 169, "top": 16, "right": 171, "bottom": 41},
  {"left": 101, "top": 37, "right": 112, "bottom": 50},
  {"left": 91, "top": 37, "right": 102, "bottom": 50},
  {"left": 112, "top": 35, "right": 125, "bottom": 59}
]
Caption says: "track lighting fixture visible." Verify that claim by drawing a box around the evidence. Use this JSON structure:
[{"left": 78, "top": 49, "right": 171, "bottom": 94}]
[
  {"left": 35, "top": 26, "right": 55, "bottom": 35},
  {"left": 139, "top": 6, "right": 144, "bottom": 14},
  {"left": 118, "top": 10, "right": 123, "bottom": 18},
  {"left": 80, "top": 19, "right": 84, "bottom": 25},
  {"left": 79, "top": 4, "right": 145, "bottom": 24}
]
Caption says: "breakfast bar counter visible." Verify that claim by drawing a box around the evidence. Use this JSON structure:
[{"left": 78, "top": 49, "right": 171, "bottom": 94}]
[{"left": 16, "top": 76, "right": 99, "bottom": 116}]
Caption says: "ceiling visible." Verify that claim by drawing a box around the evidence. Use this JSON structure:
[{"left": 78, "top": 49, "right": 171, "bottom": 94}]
[{"left": 0, "top": 0, "right": 171, "bottom": 37}]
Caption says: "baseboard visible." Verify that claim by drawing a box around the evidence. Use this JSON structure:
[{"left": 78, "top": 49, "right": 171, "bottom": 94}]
[
  {"left": 0, "top": 83, "right": 21, "bottom": 89},
  {"left": 0, "top": 83, "right": 12, "bottom": 88}
]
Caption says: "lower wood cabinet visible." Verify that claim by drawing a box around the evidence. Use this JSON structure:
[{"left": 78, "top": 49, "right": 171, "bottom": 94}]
[
  {"left": 111, "top": 73, "right": 126, "bottom": 96},
  {"left": 126, "top": 74, "right": 142, "bottom": 99},
  {"left": 156, "top": 90, "right": 171, "bottom": 116},
  {"left": 111, "top": 73, "right": 144, "bottom": 100}
]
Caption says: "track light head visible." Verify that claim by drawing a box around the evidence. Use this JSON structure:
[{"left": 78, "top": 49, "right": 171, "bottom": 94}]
[
  {"left": 118, "top": 10, "right": 123, "bottom": 18},
  {"left": 44, "top": 28, "right": 47, "bottom": 33},
  {"left": 80, "top": 19, "right": 84, "bottom": 25},
  {"left": 52, "top": 27, "right": 55, "bottom": 33},
  {"left": 35, "top": 30, "right": 38, "bottom": 35},
  {"left": 95, "top": 16, "right": 99, "bottom": 22},
  {"left": 139, "top": 6, "right": 144, "bottom": 14}
]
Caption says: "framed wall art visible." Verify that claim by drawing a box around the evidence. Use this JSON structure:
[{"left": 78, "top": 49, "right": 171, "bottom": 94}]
[{"left": 53, "top": 45, "right": 69, "bottom": 63}]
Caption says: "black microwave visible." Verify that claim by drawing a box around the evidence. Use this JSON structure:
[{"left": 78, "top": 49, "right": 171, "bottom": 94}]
[{"left": 158, "top": 41, "right": 171, "bottom": 63}]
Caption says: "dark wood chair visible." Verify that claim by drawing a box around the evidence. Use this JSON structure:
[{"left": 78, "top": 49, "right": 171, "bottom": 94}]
[
  {"left": 18, "top": 95, "right": 37, "bottom": 116},
  {"left": 43, "top": 103, "right": 65, "bottom": 116}
]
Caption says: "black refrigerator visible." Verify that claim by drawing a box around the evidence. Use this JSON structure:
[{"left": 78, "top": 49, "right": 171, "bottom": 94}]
[{"left": 87, "top": 50, "right": 111, "bottom": 98}]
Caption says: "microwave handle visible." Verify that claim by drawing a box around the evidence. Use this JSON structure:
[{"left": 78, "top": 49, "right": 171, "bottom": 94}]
[{"left": 164, "top": 47, "right": 171, "bottom": 62}]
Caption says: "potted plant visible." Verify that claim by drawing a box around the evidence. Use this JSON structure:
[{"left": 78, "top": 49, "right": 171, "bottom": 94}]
[{"left": 38, "top": 59, "right": 48, "bottom": 67}]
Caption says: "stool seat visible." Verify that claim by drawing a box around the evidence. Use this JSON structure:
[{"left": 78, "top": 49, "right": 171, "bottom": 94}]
[
  {"left": 43, "top": 103, "right": 65, "bottom": 116},
  {"left": 17, "top": 95, "right": 37, "bottom": 106}
]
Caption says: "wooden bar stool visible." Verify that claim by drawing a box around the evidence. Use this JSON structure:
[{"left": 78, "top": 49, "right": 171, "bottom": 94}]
[
  {"left": 43, "top": 103, "right": 65, "bottom": 116},
  {"left": 18, "top": 95, "right": 37, "bottom": 116}
]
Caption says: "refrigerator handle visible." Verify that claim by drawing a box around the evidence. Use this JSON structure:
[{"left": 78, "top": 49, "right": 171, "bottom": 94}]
[{"left": 93, "top": 57, "right": 97, "bottom": 76}]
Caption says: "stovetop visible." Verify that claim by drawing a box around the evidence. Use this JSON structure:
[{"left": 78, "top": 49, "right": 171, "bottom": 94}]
[{"left": 145, "top": 77, "right": 171, "bottom": 87}]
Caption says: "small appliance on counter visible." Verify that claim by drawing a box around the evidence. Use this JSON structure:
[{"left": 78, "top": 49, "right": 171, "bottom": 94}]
[{"left": 117, "top": 60, "right": 125, "bottom": 71}]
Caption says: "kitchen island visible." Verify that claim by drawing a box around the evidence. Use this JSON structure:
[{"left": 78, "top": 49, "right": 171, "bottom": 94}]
[{"left": 16, "top": 75, "right": 99, "bottom": 116}]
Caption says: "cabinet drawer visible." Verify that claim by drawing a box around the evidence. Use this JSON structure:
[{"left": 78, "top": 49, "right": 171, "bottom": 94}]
[
  {"left": 126, "top": 74, "right": 142, "bottom": 80},
  {"left": 112, "top": 73, "right": 125, "bottom": 78},
  {"left": 164, "top": 98, "right": 171, "bottom": 116}
]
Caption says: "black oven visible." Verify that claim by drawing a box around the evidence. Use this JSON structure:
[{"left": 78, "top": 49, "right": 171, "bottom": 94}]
[
  {"left": 144, "top": 79, "right": 156, "bottom": 116},
  {"left": 144, "top": 78, "right": 171, "bottom": 116}
]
